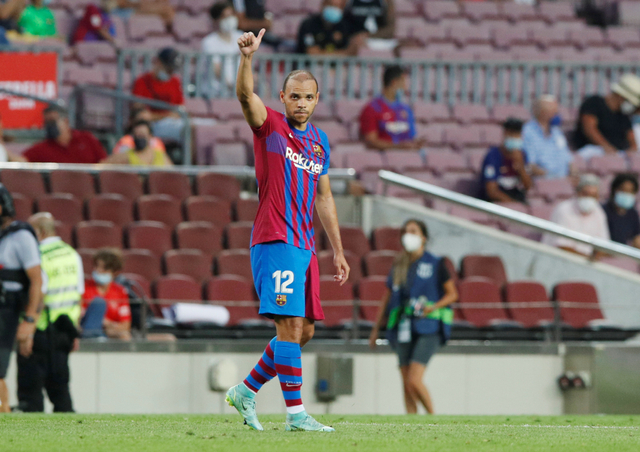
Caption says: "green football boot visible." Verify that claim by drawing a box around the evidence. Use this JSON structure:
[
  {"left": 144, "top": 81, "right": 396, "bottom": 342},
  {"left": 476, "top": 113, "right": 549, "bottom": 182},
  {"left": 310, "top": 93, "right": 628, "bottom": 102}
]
[
  {"left": 285, "top": 411, "right": 335, "bottom": 432},
  {"left": 225, "top": 384, "right": 263, "bottom": 431}
]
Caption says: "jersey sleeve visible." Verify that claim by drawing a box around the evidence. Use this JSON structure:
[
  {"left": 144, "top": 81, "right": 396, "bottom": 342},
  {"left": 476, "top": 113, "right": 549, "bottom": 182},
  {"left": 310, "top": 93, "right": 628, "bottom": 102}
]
[
  {"left": 251, "top": 106, "right": 276, "bottom": 139},
  {"left": 406, "top": 106, "right": 417, "bottom": 140},
  {"left": 482, "top": 151, "right": 499, "bottom": 183},
  {"left": 359, "top": 103, "right": 378, "bottom": 136},
  {"left": 15, "top": 231, "right": 41, "bottom": 270}
]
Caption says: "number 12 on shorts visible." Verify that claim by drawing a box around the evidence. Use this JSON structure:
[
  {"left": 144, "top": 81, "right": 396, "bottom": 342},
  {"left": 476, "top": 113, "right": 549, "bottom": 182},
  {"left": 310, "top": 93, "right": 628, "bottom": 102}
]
[{"left": 273, "top": 270, "right": 294, "bottom": 294}]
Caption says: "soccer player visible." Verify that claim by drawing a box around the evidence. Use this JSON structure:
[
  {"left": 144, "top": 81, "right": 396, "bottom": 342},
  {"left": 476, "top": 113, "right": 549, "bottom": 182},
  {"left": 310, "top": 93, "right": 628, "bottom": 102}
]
[{"left": 225, "top": 28, "right": 350, "bottom": 432}]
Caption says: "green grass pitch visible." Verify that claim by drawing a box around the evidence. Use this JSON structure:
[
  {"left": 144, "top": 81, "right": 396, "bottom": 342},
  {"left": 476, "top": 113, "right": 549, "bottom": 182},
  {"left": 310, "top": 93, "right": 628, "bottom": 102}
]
[{"left": 1, "top": 414, "right": 639, "bottom": 452}]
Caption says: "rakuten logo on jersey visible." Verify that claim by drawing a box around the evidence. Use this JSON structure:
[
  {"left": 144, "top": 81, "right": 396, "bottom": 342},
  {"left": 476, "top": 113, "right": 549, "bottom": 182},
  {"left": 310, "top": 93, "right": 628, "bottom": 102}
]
[{"left": 285, "top": 147, "right": 322, "bottom": 175}]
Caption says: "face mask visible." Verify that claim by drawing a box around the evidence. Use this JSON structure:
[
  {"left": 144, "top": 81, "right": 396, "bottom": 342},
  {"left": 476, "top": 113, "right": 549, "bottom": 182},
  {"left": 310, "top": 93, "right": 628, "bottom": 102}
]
[
  {"left": 133, "top": 136, "right": 148, "bottom": 151},
  {"left": 401, "top": 233, "right": 423, "bottom": 253},
  {"left": 156, "top": 69, "right": 171, "bottom": 82},
  {"left": 92, "top": 271, "right": 113, "bottom": 286},
  {"left": 322, "top": 6, "right": 343, "bottom": 24},
  {"left": 614, "top": 191, "right": 636, "bottom": 210},
  {"left": 219, "top": 15, "right": 238, "bottom": 34},
  {"left": 503, "top": 137, "right": 523, "bottom": 151},
  {"left": 549, "top": 114, "right": 562, "bottom": 127},
  {"left": 577, "top": 196, "right": 598, "bottom": 214},
  {"left": 621, "top": 100, "right": 636, "bottom": 115},
  {"left": 45, "top": 120, "right": 60, "bottom": 140}
]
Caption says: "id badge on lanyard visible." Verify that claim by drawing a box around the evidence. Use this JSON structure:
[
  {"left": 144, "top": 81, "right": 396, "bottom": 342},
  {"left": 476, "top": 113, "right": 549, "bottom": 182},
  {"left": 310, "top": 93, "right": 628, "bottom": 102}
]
[{"left": 398, "top": 316, "right": 411, "bottom": 343}]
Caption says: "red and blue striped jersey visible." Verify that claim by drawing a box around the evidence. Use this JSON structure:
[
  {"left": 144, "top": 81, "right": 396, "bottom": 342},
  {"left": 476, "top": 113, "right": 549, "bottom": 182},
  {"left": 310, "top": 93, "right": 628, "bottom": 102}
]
[{"left": 250, "top": 107, "right": 331, "bottom": 251}]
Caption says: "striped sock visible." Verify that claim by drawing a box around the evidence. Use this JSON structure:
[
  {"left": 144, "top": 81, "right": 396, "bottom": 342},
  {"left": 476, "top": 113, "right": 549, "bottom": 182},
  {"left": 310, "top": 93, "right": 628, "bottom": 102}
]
[
  {"left": 274, "top": 340, "right": 305, "bottom": 415},
  {"left": 243, "top": 336, "right": 277, "bottom": 394}
]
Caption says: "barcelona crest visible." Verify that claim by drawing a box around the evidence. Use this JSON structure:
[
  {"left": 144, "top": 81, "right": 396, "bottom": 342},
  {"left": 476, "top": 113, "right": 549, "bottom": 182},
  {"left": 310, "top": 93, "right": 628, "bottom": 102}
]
[
  {"left": 276, "top": 294, "right": 287, "bottom": 306},
  {"left": 312, "top": 144, "right": 323, "bottom": 158}
]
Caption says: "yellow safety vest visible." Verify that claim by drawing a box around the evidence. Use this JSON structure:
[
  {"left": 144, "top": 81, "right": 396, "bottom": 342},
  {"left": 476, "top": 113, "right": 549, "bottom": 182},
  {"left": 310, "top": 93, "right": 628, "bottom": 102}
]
[{"left": 36, "top": 238, "right": 82, "bottom": 331}]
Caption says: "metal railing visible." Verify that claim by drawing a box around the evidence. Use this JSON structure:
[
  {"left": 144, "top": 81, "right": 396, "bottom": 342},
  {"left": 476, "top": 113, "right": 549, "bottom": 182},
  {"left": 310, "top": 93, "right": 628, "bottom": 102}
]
[{"left": 117, "top": 49, "right": 640, "bottom": 108}]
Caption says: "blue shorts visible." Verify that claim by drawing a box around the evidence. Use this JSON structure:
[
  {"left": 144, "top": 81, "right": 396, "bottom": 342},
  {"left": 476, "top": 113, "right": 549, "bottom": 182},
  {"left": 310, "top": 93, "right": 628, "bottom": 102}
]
[{"left": 250, "top": 241, "right": 324, "bottom": 320}]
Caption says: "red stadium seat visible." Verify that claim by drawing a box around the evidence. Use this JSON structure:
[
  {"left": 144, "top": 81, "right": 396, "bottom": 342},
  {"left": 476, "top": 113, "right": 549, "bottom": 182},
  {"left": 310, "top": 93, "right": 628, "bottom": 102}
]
[
  {"left": 319, "top": 277, "right": 355, "bottom": 327},
  {"left": 99, "top": 171, "right": 144, "bottom": 201},
  {"left": 75, "top": 221, "right": 122, "bottom": 249},
  {"left": 442, "top": 256, "right": 459, "bottom": 286},
  {"left": 225, "top": 222, "right": 253, "bottom": 249},
  {"left": 358, "top": 276, "right": 388, "bottom": 322},
  {"left": 335, "top": 226, "right": 371, "bottom": 258},
  {"left": 235, "top": 198, "right": 259, "bottom": 222},
  {"left": 55, "top": 221, "right": 73, "bottom": 246},
  {"left": 317, "top": 250, "right": 362, "bottom": 284},
  {"left": 36, "top": 194, "right": 84, "bottom": 226},
  {"left": 423, "top": 0, "right": 461, "bottom": 21},
  {"left": 147, "top": 172, "right": 192, "bottom": 201},
  {"left": 49, "top": 170, "right": 96, "bottom": 200},
  {"left": 384, "top": 151, "right": 425, "bottom": 172},
  {"left": 364, "top": 250, "right": 396, "bottom": 277},
  {"left": 87, "top": 194, "right": 134, "bottom": 227},
  {"left": 77, "top": 248, "right": 95, "bottom": 276},
  {"left": 119, "top": 273, "right": 151, "bottom": 298},
  {"left": 372, "top": 227, "right": 402, "bottom": 251},
  {"left": 11, "top": 193, "right": 33, "bottom": 221},
  {"left": 164, "top": 249, "right": 213, "bottom": 283},
  {"left": 504, "top": 281, "right": 555, "bottom": 328},
  {"left": 552, "top": 282, "right": 605, "bottom": 329},
  {"left": 1, "top": 170, "right": 46, "bottom": 199},
  {"left": 196, "top": 174, "right": 241, "bottom": 201},
  {"left": 136, "top": 195, "right": 183, "bottom": 229},
  {"left": 458, "top": 277, "right": 514, "bottom": 328},
  {"left": 127, "top": 221, "right": 173, "bottom": 257},
  {"left": 217, "top": 249, "right": 252, "bottom": 280},
  {"left": 122, "top": 249, "right": 162, "bottom": 282},
  {"left": 460, "top": 255, "right": 508, "bottom": 287},
  {"left": 153, "top": 275, "right": 203, "bottom": 317},
  {"left": 534, "top": 178, "right": 574, "bottom": 203},
  {"left": 206, "top": 276, "right": 264, "bottom": 327},
  {"left": 184, "top": 196, "right": 232, "bottom": 228},
  {"left": 175, "top": 221, "right": 223, "bottom": 257}
]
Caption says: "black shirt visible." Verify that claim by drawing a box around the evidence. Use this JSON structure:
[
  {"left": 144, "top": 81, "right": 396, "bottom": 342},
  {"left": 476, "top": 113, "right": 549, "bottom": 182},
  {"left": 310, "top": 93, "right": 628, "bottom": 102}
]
[
  {"left": 233, "top": 0, "right": 265, "bottom": 19},
  {"left": 603, "top": 202, "right": 640, "bottom": 245},
  {"left": 574, "top": 95, "right": 632, "bottom": 150},
  {"left": 296, "top": 14, "right": 353, "bottom": 54},
  {"left": 344, "top": 0, "right": 388, "bottom": 34}
]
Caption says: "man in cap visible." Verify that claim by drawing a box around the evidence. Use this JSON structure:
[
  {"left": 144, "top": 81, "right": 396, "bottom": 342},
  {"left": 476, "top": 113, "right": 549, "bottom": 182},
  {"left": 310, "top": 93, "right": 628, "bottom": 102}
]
[
  {"left": 132, "top": 47, "right": 185, "bottom": 143},
  {"left": 574, "top": 73, "right": 640, "bottom": 161},
  {"left": 0, "top": 184, "right": 42, "bottom": 412}
]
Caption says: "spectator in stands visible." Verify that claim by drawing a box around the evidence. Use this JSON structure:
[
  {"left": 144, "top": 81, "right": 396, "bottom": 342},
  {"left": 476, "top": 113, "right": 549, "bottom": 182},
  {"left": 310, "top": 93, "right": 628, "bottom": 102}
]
[
  {"left": 81, "top": 248, "right": 132, "bottom": 341},
  {"left": 297, "top": 0, "right": 366, "bottom": 55},
  {"left": 574, "top": 73, "right": 640, "bottom": 161},
  {"left": 23, "top": 106, "right": 107, "bottom": 164},
  {"left": 0, "top": 114, "right": 27, "bottom": 162},
  {"left": 603, "top": 173, "right": 640, "bottom": 248},
  {"left": 344, "top": 0, "right": 395, "bottom": 39},
  {"left": 523, "top": 95, "right": 574, "bottom": 179},
  {"left": 0, "top": 0, "right": 26, "bottom": 32},
  {"left": 232, "top": 0, "right": 290, "bottom": 50},
  {"left": 201, "top": 1, "right": 243, "bottom": 97},
  {"left": 542, "top": 174, "right": 610, "bottom": 259},
  {"left": 114, "top": 0, "right": 174, "bottom": 31},
  {"left": 18, "top": 0, "right": 55, "bottom": 38},
  {"left": 480, "top": 118, "right": 532, "bottom": 204},
  {"left": 131, "top": 47, "right": 185, "bottom": 143},
  {"left": 102, "top": 120, "right": 172, "bottom": 166},
  {"left": 360, "top": 65, "right": 423, "bottom": 151},
  {"left": 369, "top": 219, "right": 458, "bottom": 415},
  {"left": 72, "top": 0, "right": 117, "bottom": 45},
  {"left": 112, "top": 106, "right": 166, "bottom": 155}
]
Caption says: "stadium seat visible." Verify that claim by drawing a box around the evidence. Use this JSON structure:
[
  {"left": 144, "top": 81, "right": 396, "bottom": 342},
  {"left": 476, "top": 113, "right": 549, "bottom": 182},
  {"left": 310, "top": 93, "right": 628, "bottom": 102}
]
[
  {"left": 534, "top": 178, "right": 574, "bottom": 203},
  {"left": 54, "top": 221, "right": 73, "bottom": 245},
  {"left": 196, "top": 174, "right": 241, "bottom": 201},
  {"left": 372, "top": 227, "right": 402, "bottom": 251},
  {"left": 175, "top": 221, "right": 223, "bottom": 257},
  {"left": 87, "top": 194, "right": 134, "bottom": 227},
  {"left": 423, "top": 0, "right": 461, "bottom": 21},
  {"left": 49, "top": 170, "right": 96, "bottom": 200},
  {"left": 384, "top": 151, "right": 425, "bottom": 172},
  {"left": 119, "top": 273, "right": 152, "bottom": 299},
  {"left": 75, "top": 221, "right": 122, "bottom": 249},
  {"left": 317, "top": 250, "right": 363, "bottom": 284},
  {"left": 319, "top": 276, "right": 355, "bottom": 327},
  {"left": 136, "top": 195, "right": 183, "bottom": 229},
  {"left": 77, "top": 248, "right": 95, "bottom": 276},
  {"left": 460, "top": 255, "right": 508, "bottom": 287},
  {"left": 358, "top": 276, "right": 387, "bottom": 323},
  {"left": 147, "top": 172, "right": 192, "bottom": 201},
  {"left": 36, "top": 194, "right": 84, "bottom": 226},
  {"left": 452, "top": 104, "right": 491, "bottom": 124},
  {"left": 184, "top": 196, "right": 232, "bottom": 228},
  {"left": 11, "top": 193, "right": 33, "bottom": 221},
  {"left": 491, "top": 104, "right": 531, "bottom": 123},
  {"left": 126, "top": 221, "right": 173, "bottom": 257},
  {"left": 364, "top": 250, "right": 397, "bottom": 277},
  {"left": 1, "top": 170, "right": 46, "bottom": 199},
  {"left": 588, "top": 155, "right": 629, "bottom": 176},
  {"left": 504, "top": 281, "right": 555, "bottom": 328},
  {"left": 206, "top": 276, "right": 265, "bottom": 327},
  {"left": 127, "top": 14, "right": 165, "bottom": 41},
  {"left": 212, "top": 143, "right": 250, "bottom": 166},
  {"left": 217, "top": 249, "right": 253, "bottom": 280},
  {"left": 425, "top": 152, "right": 468, "bottom": 175},
  {"left": 164, "top": 249, "right": 213, "bottom": 283},
  {"left": 413, "top": 103, "right": 452, "bottom": 123},
  {"left": 226, "top": 222, "right": 254, "bottom": 249},
  {"left": 334, "top": 99, "right": 368, "bottom": 124},
  {"left": 99, "top": 171, "right": 144, "bottom": 201},
  {"left": 552, "top": 282, "right": 605, "bottom": 329},
  {"left": 153, "top": 275, "right": 203, "bottom": 317},
  {"left": 235, "top": 198, "right": 259, "bottom": 222},
  {"left": 122, "top": 249, "right": 162, "bottom": 282},
  {"left": 442, "top": 256, "right": 459, "bottom": 286},
  {"left": 335, "top": 226, "right": 371, "bottom": 258},
  {"left": 344, "top": 151, "right": 385, "bottom": 174},
  {"left": 458, "top": 277, "right": 517, "bottom": 328}
]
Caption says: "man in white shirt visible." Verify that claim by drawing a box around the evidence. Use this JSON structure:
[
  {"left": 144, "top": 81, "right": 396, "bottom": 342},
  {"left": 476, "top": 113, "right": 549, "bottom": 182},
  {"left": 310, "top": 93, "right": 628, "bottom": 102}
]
[
  {"left": 201, "top": 1, "right": 243, "bottom": 97},
  {"left": 542, "top": 174, "right": 610, "bottom": 258}
]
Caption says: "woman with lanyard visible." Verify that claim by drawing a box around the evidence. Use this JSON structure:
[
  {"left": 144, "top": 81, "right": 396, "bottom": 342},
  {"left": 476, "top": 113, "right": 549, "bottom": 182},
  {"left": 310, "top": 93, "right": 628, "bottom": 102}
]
[{"left": 369, "top": 219, "right": 458, "bottom": 414}]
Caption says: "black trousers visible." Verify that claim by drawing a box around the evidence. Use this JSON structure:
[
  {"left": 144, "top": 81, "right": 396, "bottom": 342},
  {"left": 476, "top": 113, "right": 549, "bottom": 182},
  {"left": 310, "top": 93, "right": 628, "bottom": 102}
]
[{"left": 17, "top": 330, "right": 74, "bottom": 413}]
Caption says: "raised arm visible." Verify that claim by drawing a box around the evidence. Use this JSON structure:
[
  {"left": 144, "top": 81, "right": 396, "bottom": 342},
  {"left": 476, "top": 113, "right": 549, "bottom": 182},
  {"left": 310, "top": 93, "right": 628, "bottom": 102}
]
[
  {"left": 236, "top": 28, "right": 268, "bottom": 128},
  {"left": 316, "top": 174, "right": 350, "bottom": 285}
]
